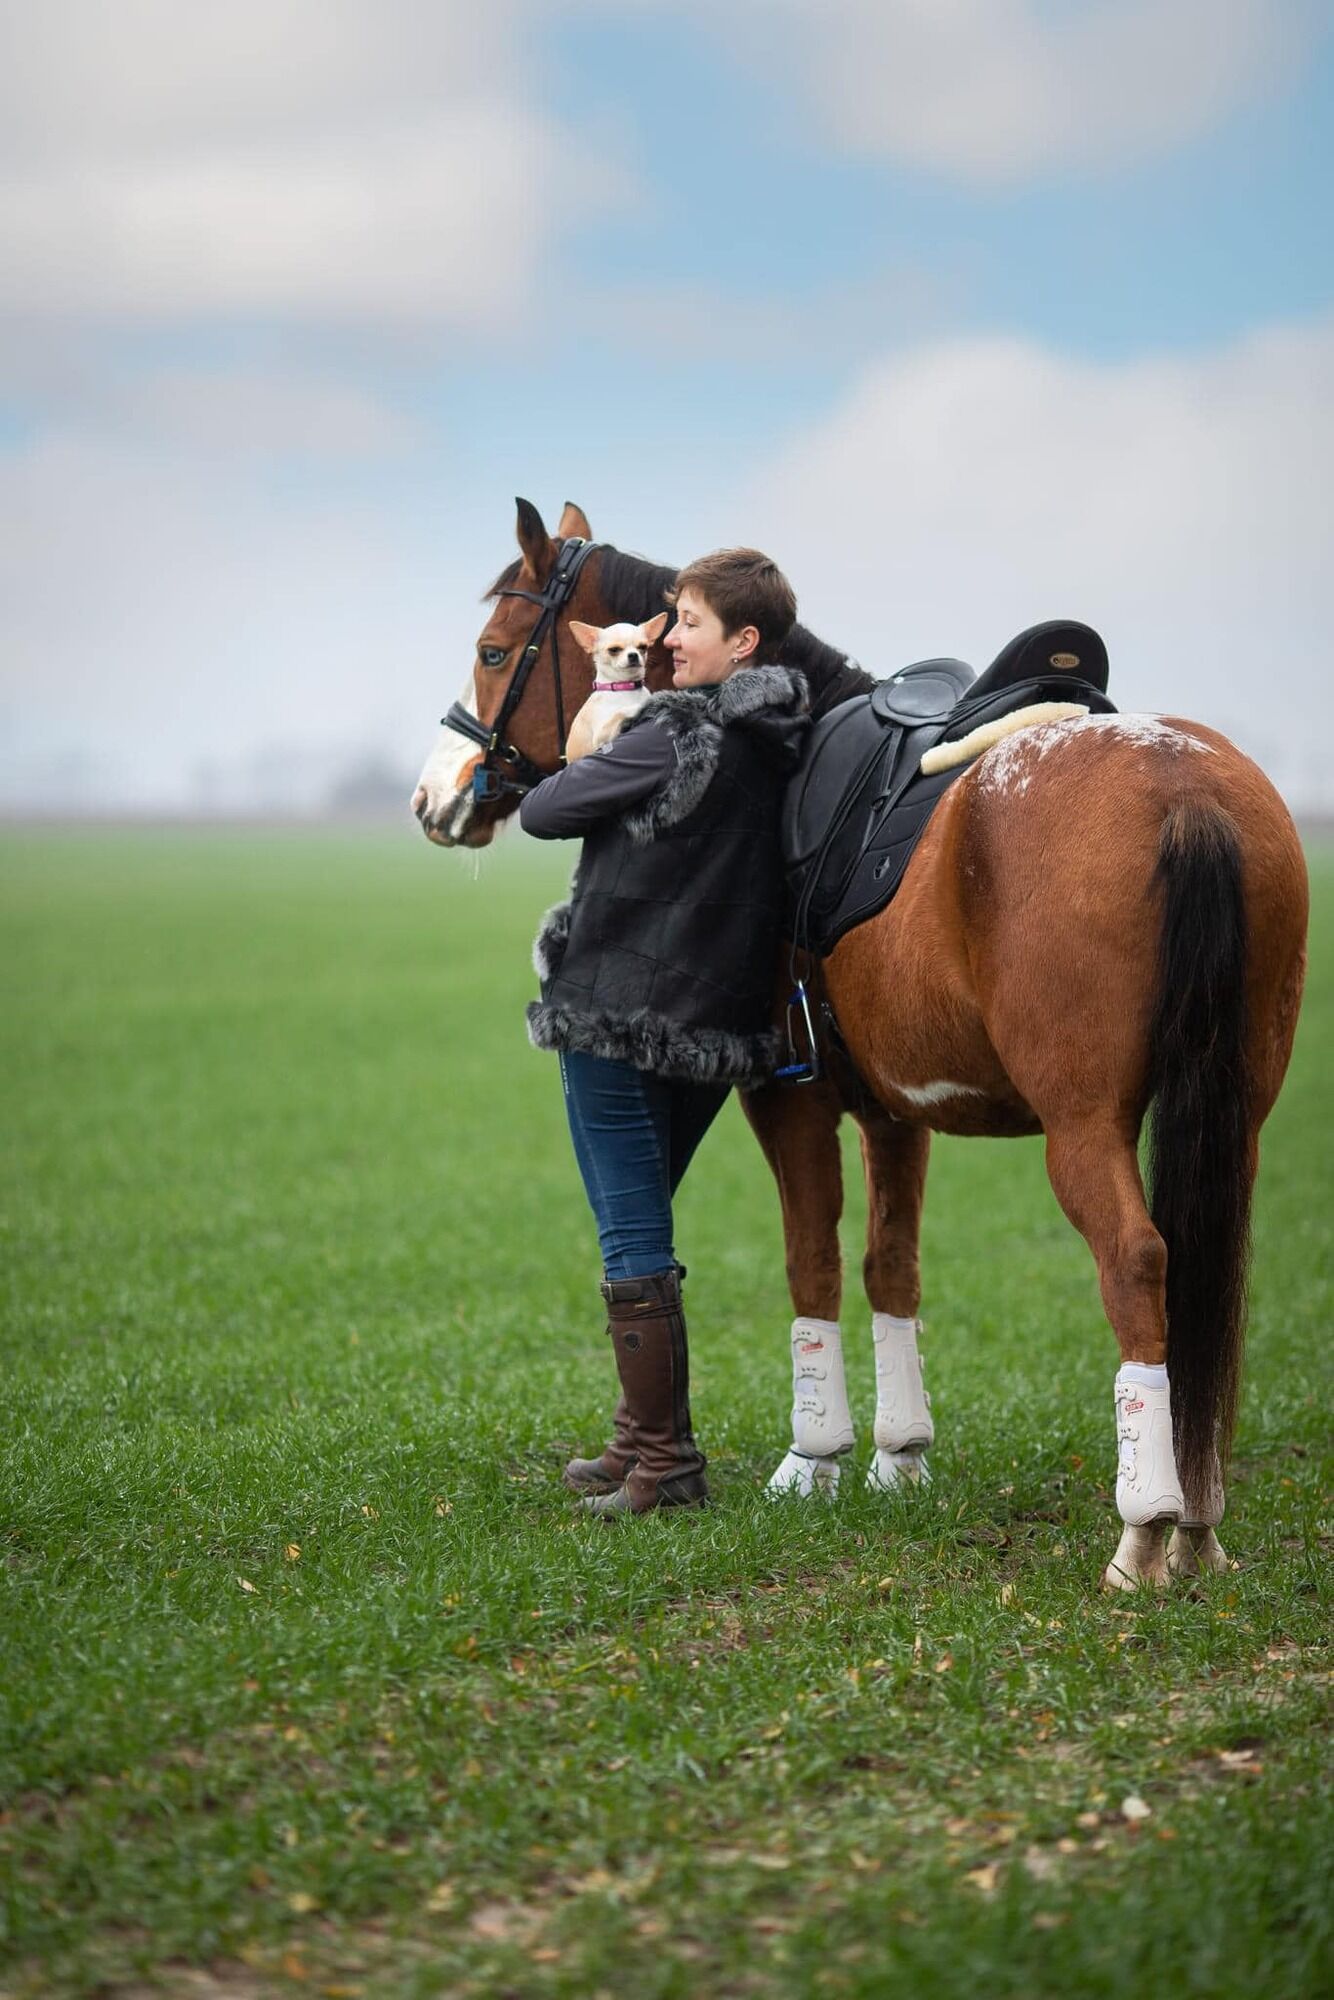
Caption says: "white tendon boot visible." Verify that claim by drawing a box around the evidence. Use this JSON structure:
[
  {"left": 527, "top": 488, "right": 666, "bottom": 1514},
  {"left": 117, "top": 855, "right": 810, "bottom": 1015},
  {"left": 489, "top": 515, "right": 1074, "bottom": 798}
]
[
  {"left": 1105, "top": 1363, "right": 1186, "bottom": 1590},
  {"left": 766, "top": 1318, "right": 854, "bottom": 1499},
  {"left": 866, "top": 1314, "right": 933, "bottom": 1492}
]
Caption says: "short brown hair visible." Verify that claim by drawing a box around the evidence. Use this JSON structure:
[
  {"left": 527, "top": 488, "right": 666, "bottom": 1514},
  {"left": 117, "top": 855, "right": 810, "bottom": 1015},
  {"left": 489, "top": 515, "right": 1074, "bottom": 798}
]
[{"left": 672, "top": 547, "right": 796, "bottom": 655}]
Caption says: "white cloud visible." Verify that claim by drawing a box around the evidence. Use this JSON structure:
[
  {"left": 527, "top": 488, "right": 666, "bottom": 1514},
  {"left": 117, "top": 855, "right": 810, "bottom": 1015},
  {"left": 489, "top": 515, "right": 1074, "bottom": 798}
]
[
  {"left": 0, "top": 0, "right": 628, "bottom": 328},
  {"left": 700, "top": 0, "right": 1319, "bottom": 182},
  {"left": 739, "top": 314, "right": 1334, "bottom": 805}
]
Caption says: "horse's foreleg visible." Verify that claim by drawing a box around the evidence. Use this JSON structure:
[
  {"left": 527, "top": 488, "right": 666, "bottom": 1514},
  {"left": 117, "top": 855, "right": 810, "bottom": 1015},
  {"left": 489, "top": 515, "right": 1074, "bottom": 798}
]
[
  {"left": 855, "top": 1105, "right": 934, "bottom": 1492},
  {"left": 740, "top": 1079, "right": 854, "bottom": 1495},
  {"left": 1043, "top": 1121, "right": 1195, "bottom": 1590}
]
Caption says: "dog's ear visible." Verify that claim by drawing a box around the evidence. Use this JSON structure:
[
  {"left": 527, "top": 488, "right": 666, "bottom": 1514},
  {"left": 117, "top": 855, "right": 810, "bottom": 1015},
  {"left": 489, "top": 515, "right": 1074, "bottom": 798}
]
[
  {"left": 641, "top": 611, "right": 669, "bottom": 646},
  {"left": 515, "top": 496, "right": 554, "bottom": 583},
  {"left": 557, "top": 500, "right": 593, "bottom": 540},
  {"left": 568, "top": 620, "right": 602, "bottom": 655}
]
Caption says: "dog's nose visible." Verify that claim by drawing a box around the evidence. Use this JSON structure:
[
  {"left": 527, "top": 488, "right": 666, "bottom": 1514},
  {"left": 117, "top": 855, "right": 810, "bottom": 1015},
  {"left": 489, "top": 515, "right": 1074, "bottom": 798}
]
[{"left": 626, "top": 651, "right": 641, "bottom": 666}]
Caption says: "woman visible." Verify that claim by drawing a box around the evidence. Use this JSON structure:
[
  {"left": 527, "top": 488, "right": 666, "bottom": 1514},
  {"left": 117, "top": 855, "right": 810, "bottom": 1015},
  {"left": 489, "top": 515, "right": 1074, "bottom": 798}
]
[{"left": 519, "top": 547, "right": 809, "bottom": 1515}]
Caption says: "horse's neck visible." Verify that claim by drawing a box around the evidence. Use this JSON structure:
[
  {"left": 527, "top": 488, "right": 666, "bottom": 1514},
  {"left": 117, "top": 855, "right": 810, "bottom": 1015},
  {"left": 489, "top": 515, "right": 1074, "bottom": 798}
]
[{"left": 595, "top": 546, "right": 874, "bottom": 717}]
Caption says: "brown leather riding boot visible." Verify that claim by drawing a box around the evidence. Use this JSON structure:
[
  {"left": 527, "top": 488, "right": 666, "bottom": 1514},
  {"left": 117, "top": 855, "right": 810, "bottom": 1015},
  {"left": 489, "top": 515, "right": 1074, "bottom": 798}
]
[
  {"left": 584, "top": 1269, "right": 709, "bottom": 1517},
  {"left": 563, "top": 1391, "right": 637, "bottom": 1494}
]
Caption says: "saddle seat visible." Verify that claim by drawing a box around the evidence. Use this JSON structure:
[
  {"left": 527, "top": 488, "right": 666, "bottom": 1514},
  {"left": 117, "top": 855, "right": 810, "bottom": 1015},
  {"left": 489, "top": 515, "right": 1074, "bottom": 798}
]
[{"left": 784, "top": 620, "right": 1115, "bottom": 961}]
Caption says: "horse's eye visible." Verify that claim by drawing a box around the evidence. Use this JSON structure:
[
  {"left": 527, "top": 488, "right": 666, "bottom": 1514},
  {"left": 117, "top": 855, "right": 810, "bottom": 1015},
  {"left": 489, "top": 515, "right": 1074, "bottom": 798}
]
[{"left": 479, "top": 645, "right": 507, "bottom": 670}]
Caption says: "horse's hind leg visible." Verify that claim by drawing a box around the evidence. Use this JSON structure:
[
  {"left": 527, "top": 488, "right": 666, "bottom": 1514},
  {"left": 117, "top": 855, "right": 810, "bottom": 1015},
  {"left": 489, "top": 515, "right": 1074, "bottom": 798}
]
[
  {"left": 855, "top": 1104, "right": 934, "bottom": 1491},
  {"left": 1043, "top": 1121, "right": 1189, "bottom": 1590},
  {"left": 739, "top": 1079, "right": 855, "bottom": 1496}
]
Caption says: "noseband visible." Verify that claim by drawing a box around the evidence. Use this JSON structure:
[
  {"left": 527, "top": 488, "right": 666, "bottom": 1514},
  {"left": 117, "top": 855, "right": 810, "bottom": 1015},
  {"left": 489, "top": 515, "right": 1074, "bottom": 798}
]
[{"left": 442, "top": 536, "right": 604, "bottom": 803}]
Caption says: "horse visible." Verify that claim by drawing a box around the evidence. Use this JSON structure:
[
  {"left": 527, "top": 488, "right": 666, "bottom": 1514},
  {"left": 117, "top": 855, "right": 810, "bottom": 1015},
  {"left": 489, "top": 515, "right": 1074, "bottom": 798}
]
[{"left": 413, "top": 498, "right": 1308, "bottom": 1590}]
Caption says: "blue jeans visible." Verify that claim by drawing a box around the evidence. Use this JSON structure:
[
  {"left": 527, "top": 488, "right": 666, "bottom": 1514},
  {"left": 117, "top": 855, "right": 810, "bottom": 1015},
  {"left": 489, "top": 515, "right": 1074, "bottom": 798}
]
[{"left": 558, "top": 1051, "right": 730, "bottom": 1278}]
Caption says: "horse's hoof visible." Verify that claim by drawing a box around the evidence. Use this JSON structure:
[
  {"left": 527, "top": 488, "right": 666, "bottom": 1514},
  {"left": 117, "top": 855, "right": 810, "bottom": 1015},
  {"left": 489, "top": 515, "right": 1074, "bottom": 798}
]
[
  {"left": 765, "top": 1448, "right": 841, "bottom": 1499},
  {"left": 1167, "top": 1524, "right": 1230, "bottom": 1578},
  {"left": 866, "top": 1448, "right": 930, "bottom": 1493},
  {"left": 1103, "top": 1521, "right": 1172, "bottom": 1591}
]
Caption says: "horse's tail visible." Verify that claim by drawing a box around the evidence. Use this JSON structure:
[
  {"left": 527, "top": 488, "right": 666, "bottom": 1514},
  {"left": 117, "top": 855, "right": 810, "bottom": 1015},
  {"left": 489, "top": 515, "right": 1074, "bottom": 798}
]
[{"left": 1145, "top": 797, "right": 1252, "bottom": 1502}]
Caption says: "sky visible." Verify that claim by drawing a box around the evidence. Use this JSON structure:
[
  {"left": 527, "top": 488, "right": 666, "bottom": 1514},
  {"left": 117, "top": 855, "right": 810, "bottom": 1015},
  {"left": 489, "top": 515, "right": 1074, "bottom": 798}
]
[{"left": 2, "top": 0, "right": 1332, "bottom": 813}]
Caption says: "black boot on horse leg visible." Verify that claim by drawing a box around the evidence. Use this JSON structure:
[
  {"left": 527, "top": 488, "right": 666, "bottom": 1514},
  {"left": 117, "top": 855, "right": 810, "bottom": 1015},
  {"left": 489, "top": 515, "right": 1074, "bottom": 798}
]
[{"left": 585, "top": 1269, "right": 709, "bottom": 1516}]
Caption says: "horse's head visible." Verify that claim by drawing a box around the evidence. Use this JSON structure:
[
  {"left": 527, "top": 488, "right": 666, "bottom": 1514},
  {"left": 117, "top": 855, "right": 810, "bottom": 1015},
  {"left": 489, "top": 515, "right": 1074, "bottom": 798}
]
[{"left": 413, "top": 496, "right": 609, "bottom": 849}]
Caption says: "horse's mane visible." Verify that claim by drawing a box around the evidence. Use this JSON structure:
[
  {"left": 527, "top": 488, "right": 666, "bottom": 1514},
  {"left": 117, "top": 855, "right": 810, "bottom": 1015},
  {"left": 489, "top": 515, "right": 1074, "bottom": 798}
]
[{"left": 597, "top": 544, "right": 876, "bottom": 719}]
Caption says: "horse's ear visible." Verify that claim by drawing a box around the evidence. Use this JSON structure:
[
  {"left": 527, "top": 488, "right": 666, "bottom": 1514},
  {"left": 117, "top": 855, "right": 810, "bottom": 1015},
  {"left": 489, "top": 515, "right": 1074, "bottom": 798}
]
[
  {"left": 641, "top": 611, "right": 669, "bottom": 646},
  {"left": 515, "top": 496, "right": 554, "bottom": 581},
  {"left": 557, "top": 500, "right": 593, "bottom": 540},
  {"left": 568, "top": 620, "right": 601, "bottom": 654}
]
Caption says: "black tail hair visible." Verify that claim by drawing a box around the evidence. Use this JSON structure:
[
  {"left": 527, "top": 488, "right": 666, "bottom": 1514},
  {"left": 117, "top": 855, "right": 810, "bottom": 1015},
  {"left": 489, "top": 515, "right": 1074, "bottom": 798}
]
[{"left": 1146, "top": 799, "right": 1252, "bottom": 1504}]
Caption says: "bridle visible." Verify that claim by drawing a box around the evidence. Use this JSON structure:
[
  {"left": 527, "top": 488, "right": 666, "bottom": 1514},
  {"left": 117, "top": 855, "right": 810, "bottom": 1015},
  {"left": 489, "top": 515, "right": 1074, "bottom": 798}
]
[{"left": 442, "top": 536, "right": 604, "bottom": 804}]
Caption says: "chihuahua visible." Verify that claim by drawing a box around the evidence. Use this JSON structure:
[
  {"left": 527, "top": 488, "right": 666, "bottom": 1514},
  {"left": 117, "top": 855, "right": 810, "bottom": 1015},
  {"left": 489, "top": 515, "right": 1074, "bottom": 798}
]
[{"left": 564, "top": 612, "right": 668, "bottom": 761}]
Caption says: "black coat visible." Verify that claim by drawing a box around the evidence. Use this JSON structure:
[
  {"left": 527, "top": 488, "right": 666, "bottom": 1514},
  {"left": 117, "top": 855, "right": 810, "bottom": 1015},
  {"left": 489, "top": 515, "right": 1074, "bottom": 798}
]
[{"left": 521, "top": 664, "right": 810, "bottom": 1085}]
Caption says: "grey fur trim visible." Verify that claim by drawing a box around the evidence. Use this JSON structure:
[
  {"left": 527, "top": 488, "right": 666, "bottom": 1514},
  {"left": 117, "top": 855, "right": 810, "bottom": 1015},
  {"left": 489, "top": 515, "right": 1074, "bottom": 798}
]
[
  {"left": 713, "top": 662, "right": 808, "bottom": 723},
  {"left": 619, "top": 664, "right": 808, "bottom": 845},
  {"left": 532, "top": 900, "right": 572, "bottom": 983},
  {"left": 527, "top": 999, "right": 783, "bottom": 1087}
]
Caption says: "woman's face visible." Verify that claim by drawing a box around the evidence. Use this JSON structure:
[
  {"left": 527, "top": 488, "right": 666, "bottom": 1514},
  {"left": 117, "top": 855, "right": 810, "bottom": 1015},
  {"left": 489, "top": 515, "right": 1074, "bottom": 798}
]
[{"left": 666, "top": 588, "right": 758, "bottom": 688}]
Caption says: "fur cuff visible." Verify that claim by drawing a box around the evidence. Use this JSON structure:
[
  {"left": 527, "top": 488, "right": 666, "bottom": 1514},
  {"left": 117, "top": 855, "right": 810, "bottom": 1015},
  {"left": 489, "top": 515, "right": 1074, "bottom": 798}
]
[
  {"left": 527, "top": 998, "right": 782, "bottom": 1086},
  {"left": 532, "top": 900, "right": 572, "bottom": 983}
]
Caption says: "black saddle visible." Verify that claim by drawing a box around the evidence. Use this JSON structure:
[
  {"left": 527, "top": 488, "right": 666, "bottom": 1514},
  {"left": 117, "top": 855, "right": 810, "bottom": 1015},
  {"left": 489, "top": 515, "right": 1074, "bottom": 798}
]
[{"left": 784, "top": 620, "right": 1116, "bottom": 960}]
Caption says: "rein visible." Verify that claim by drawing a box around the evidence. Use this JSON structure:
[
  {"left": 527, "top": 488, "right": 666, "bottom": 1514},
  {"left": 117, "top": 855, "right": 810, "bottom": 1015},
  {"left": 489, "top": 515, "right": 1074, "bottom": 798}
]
[{"left": 442, "top": 536, "right": 603, "bottom": 803}]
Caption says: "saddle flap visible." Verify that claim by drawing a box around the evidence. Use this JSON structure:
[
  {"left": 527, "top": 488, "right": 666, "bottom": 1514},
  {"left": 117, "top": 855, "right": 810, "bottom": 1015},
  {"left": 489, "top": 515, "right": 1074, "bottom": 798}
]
[{"left": 870, "top": 657, "right": 975, "bottom": 725}]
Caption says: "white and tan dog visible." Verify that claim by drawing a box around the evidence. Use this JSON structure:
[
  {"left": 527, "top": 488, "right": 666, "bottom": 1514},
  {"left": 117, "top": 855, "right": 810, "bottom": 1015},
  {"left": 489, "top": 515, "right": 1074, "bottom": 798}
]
[{"left": 565, "top": 612, "right": 667, "bottom": 760}]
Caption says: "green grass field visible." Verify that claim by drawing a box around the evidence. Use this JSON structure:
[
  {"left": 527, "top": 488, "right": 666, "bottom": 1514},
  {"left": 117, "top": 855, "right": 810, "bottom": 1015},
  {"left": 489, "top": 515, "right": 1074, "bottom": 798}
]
[{"left": 2, "top": 828, "right": 1330, "bottom": 2000}]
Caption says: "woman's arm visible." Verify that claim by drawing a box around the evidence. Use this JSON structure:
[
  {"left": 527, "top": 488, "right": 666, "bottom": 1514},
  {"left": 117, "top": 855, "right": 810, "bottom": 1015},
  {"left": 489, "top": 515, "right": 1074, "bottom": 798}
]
[{"left": 519, "top": 722, "right": 677, "bottom": 839}]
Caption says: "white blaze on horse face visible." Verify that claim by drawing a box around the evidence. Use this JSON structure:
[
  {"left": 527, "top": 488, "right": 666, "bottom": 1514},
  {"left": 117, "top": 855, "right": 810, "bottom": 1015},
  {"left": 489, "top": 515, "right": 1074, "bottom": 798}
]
[{"left": 413, "top": 676, "right": 480, "bottom": 844}]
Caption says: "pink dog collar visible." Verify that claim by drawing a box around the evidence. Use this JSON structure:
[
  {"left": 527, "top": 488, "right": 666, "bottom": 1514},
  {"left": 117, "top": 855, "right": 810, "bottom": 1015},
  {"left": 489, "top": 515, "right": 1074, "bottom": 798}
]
[{"left": 592, "top": 680, "right": 641, "bottom": 692}]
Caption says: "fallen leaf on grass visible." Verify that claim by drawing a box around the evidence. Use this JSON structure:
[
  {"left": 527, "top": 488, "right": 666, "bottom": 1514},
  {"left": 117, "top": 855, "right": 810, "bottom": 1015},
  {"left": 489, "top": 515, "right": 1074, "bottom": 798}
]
[
  {"left": 282, "top": 1951, "right": 308, "bottom": 1980},
  {"left": 1032, "top": 1912, "right": 1068, "bottom": 1930},
  {"left": 238, "top": 1577, "right": 258, "bottom": 1594},
  {"left": 285, "top": 1544, "right": 301, "bottom": 1561},
  {"left": 424, "top": 1883, "right": 455, "bottom": 1913},
  {"left": 964, "top": 1864, "right": 1000, "bottom": 1894},
  {"left": 471, "top": 1901, "right": 544, "bottom": 1943},
  {"left": 287, "top": 1891, "right": 319, "bottom": 1914},
  {"left": 1120, "top": 1796, "right": 1152, "bottom": 1822}
]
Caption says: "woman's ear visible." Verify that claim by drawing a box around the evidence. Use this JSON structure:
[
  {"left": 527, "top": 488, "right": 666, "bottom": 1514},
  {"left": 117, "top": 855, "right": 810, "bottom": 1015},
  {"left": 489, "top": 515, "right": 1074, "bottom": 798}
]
[
  {"left": 568, "top": 620, "right": 602, "bottom": 654},
  {"left": 730, "top": 623, "right": 761, "bottom": 662}
]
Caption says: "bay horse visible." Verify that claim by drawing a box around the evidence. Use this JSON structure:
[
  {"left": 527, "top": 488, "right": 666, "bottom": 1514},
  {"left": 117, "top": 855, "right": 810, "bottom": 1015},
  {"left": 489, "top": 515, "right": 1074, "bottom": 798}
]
[{"left": 413, "top": 498, "right": 1308, "bottom": 1590}]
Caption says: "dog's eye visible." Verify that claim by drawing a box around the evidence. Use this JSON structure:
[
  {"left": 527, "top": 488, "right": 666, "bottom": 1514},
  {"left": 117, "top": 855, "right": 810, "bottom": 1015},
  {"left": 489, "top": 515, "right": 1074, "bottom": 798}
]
[
  {"left": 608, "top": 645, "right": 622, "bottom": 656},
  {"left": 478, "top": 645, "right": 507, "bottom": 670}
]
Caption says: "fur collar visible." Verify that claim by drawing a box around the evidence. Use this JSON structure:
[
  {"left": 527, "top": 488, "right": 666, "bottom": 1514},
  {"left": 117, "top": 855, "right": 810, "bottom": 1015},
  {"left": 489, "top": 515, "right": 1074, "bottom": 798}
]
[{"left": 619, "top": 663, "right": 808, "bottom": 844}]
